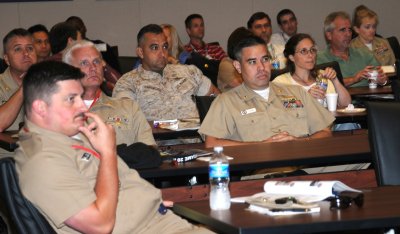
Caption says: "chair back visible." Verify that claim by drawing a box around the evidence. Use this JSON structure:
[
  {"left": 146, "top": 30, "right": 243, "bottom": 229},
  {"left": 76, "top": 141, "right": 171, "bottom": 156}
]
[
  {"left": 118, "top": 56, "right": 140, "bottom": 74},
  {"left": 367, "top": 102, "right": 400, "bottom": 186},
  {"left": 193, "top": 95, "right": 216, "bottom": 123},
  {"left": 391, "top": 79, "right": 400, "bottom": 102},
  {"left": 270, "top": 68, "right": 289, "bottom": 81},
  {"left": 315, "top": 61, "right": 344, "bottom": 85},
  {"left": 387, "top": 36, "right": 400, "bottom": 60},
  {"left": 0, "top": 158, "right": 55, "bottom": 234}
]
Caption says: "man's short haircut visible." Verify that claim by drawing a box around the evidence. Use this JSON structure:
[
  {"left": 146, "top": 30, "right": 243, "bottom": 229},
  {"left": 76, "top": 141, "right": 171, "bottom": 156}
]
[
  {"left": 27, "top": 24, "right": 49, "bottom": 35},
  {"left": 185, "top": 14, "right": 203, "bottom": 29},
  {"left": 233, "top": 35, "right": 266, "bottom": 61},
  {"left": 247, "top": 12, "right": 271, "bottom": 29},
  {"left": 276, "top": 9, "right": 296, "bottom": 25},
  {"left": 49, "top": 22, "right": 78, "bottom": 54},
  {"left": 3, "top": 28, "right": 32, "bottom": 55},
  {"left": 137, "top": 24, "right": 163, "bottom": 47},
  {"left": 324, "top": 11, "right": 351, "bottom": 33},
  {"left": 227, "top": 27, "right": 253, "bottom": 60},
  {"left": 23, "top": 60, "right": 84, "bottom": 116},
  {"left": 62, "top": 40, "right": 100, "bottom": 65},
  {"left": 66, "top": 16, "right": 87, "bottom": 39}
]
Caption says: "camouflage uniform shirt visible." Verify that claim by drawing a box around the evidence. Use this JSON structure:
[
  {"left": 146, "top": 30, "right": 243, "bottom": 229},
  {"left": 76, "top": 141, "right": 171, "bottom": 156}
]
[{"left": 113, "top": 64, "right": 211, "bottom": 120}]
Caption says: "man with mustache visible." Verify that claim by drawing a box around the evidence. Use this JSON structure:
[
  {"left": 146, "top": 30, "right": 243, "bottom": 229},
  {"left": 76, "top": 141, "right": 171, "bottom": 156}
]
[
  {"left": 113, "top": 24, "right": 219, "bottom": 121},
  {"left": 0, "top": 28, "right": 37, "bottom": 133},
  {"left": 317, "top": 11, "right": 388, "bottom": 87},
  {"left": 14, "top": 60, "right": 213, "bottom": 233},
  {"left": 199, "top": 36, "right": 334, "bottom": 148}
]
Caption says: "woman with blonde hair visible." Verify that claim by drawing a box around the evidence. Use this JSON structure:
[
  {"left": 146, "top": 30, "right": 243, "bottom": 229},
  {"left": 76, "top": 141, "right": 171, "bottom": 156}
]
[
  {"left": 351, "top": 5, "right": 396, "bottom": 66},
  {"left": 161, "top": 24, "right": 187, "bottom": 64}
]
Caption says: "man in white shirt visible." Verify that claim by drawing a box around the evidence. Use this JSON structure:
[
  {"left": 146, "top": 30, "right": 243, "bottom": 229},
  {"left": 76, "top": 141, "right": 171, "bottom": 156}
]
[
  {"left": 271, "top": 9, "right": 298, "bottom": 46},
  {"left": 247, "top": 12, "right": 286, "bottom": 69}
]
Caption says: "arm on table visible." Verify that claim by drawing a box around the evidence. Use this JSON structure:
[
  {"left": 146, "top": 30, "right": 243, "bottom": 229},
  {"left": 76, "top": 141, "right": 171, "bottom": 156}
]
[{"left": 65, "top": 113, "right": 119, "bottom": 234}]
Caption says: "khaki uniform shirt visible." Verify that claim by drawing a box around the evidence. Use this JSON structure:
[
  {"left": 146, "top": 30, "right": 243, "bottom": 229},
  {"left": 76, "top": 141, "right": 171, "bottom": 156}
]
[
  {"left": 90, "top": 92, "right": 156, "bottom": 146},
  {"left": 199, "top": 83, "right": 335, "bottom": 141},
  {"left": 112, "top": 64, "right": 211, "bottom": 120},
  {"left": 0, "top": 68, "right": 24, "bottom": 131},
  {"left": 217, "top": 57, "right": 242, "bottom": 92},
  {"left": 14, "top": 120, "right": 162, "bottom": 234},
  {"left": 350, "top": 36, "right": 396, "bottom": 66}
]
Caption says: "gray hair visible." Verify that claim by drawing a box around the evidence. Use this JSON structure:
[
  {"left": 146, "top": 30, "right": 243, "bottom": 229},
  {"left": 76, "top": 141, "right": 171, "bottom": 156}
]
[
  {"left": 62, "top": 40, "right": 101, "bottom": 64},
  {"left": 324, "top": 11, "right": 351, "bottom": 33}
]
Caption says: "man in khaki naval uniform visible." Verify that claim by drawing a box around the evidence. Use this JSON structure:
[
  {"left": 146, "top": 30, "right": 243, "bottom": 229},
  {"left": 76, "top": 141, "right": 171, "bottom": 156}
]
[
  {"left": 112, "top": 24, "right": 220, "bottom": 121},
  {"left": 15, "top": 61, "right": 212, "bottom": 233},
  {"left": 63, "top": 40, "right": 155, "bottom": 146},
  {"left": 199, "top": 36, "right": 335, "bottom": 148},
  {"left": 0, "top": 28, "right": 37, "bottom": 159}
]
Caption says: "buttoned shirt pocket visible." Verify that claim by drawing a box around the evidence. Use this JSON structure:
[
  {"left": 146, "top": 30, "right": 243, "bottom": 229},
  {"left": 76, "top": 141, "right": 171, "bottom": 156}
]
[
  {"left": 285, "top": 108, "right": 309, "bottom": 137},
  {"left": 235, "top": 112, "right": 268, "bottom": 141}
]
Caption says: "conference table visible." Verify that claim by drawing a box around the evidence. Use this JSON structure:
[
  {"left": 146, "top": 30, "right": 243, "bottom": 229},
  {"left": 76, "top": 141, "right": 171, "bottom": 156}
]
[
  {"left": 347, "top": 85, "right": 393, "bottom": 96},
  {"left": 173, "top": 186, "right": 400, "bottom": 234},
  {"left": 139, "top": 130, "right": 370, "bottom": 179}
]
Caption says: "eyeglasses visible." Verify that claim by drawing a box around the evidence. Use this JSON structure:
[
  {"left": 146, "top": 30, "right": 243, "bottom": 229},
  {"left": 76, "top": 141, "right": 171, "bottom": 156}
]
[
  {"left": 326, "top": 193, "right": 364, "bottom": 210},
  {"left": 295, "top": 48, "right": 318, "bottom": 56},
  {"left": 79, "top": 58, "right": 103, "bottom": 68}
]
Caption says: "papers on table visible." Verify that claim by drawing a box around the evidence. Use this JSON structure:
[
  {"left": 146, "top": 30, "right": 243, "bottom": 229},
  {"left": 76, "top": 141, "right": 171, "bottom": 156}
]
[
  {"left": 154, "top": 119, "right": 200, "bottom": 131},
  {"left": 232, "top": 180, "right": 362, "bottom": 216}
]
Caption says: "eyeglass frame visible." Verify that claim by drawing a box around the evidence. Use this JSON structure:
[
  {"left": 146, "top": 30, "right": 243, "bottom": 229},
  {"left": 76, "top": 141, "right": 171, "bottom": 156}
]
[{"left": 295, "top": 47, "right": 318, "bottom": 56}]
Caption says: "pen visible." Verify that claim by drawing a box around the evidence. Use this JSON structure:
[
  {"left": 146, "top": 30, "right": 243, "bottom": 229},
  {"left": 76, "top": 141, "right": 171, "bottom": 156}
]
[{"left": 270, "top": 208, "right": 311, "bottom": 212}]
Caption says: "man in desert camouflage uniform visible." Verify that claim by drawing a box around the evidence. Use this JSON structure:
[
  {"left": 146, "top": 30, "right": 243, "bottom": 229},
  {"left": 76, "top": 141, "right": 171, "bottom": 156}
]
[{"left": 112, "top": 24, "right": 219, "bottom": 121}]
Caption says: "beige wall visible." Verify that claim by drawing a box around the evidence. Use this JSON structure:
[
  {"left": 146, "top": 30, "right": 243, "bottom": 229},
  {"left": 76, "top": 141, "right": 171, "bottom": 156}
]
[{"left": 0, "top": 0, "right": 398, "bottom": 56}]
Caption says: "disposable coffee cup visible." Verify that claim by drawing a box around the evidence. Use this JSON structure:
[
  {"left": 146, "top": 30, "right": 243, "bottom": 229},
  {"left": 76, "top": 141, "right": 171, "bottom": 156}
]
[
  {"left": 368, "top": 70, "right": 378, "bottom": 89},
  {"left": 326, "top": 93, "right": 338, "bottom": 112}
]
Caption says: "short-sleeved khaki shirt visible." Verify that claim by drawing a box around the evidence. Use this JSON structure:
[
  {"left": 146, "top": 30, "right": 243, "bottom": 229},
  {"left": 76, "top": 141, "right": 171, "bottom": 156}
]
[
  {"left": 113, "top": 64, "right": 211, "bottom": 120},
  {"left": 90, "top": 92, "right": 156, "bottom": 146},
  {"left": 199, "top": 83, "right": 335, "bottom": 141},
  {"left": 15, "top": 120, "right": 162, "bottom": 233},
  {"left": 0, "top": 68, "right": 24, "bottom": 131}
]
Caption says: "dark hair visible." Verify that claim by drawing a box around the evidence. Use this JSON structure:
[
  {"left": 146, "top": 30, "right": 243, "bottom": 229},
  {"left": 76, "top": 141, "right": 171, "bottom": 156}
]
[
  {"left": 28, "top": 24, "right": 49, "bottom": 35},
  {"left": 233, "top": 35, "right": 266, "bottom": 61},
  {"left": 247, "top": 12, "right": 271, "bottom": 29},
  {"left": 185, "top": 13, "right": 203, "bottom": 29},
  {"left": 227, "top": 27, "right": 253, "bottom": 60},
  {"left": 3, "top": 28, "right": 32, "bottom": 54},
  {"left": 276, "top": 9, "right": 296, "bottom": 25},
  {"left": 66, "top": 16, "right": 87, "bottom": 39},
  {"left": 283, "top": 33, "right": 316, "bottom": 75},
  {"left": 23, "top": 60, "right": 84, "bottom": 116},
  {"left": 49, "top": 22, "right": 78, "bottom": 54},
  {"left": 137, "top": 24, "right": 163, "bottom": 46}
]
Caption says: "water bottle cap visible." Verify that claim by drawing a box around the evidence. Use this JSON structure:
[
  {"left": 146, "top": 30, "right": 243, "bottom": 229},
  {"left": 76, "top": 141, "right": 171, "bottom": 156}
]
[{"left": 213, "top": 146, "right": 223, "bottom": 153}]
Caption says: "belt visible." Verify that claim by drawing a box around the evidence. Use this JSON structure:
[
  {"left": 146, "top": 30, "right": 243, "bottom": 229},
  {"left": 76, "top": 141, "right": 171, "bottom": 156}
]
[{"left": 158, "top": 203, "right": 167, "bottom": 215}]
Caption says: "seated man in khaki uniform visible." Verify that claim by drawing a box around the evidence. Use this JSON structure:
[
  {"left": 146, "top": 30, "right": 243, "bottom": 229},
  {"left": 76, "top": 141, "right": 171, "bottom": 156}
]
[
  {"left": 0, "top": 28, "right": 37, "bottom": 158},
  {"left": 15, "top": 61, "right": 212, "bottom": 233},
  {"left": 199, "top": 36, "right": 335, "bottom": 148},
  {"left": 62, "top": 40, "right": 155, "bottom": 147}
]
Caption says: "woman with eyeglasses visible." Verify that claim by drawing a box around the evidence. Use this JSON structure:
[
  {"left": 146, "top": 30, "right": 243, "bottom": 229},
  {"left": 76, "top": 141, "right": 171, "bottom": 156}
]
[{"left": 273, "top": 33, "right": 351, "bottom": 108}]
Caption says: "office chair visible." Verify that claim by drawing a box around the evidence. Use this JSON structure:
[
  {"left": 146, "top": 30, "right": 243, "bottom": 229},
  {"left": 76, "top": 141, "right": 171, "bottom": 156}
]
[
  {"left": 118, "top": 56, "right": 140, "bottom": 74},
  {"left": 387, "top": 36, "right": 400, "bottom": 60},
  {"left": 367, "top": 102, "right": 400, "bottom": 186},
  {"left": 0, "top": 158, "right": 55, "bottom": 234},
  {"left": 315, "top": 61, "right": 345, "bottom": 86},
  {"left": 193, "top": 95, "right": 216, "bottom": 123}
]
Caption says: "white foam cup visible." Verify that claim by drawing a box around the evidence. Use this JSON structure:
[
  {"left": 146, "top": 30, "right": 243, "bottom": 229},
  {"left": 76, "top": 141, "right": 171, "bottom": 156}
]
[{"left": 326, "top": 93, "right": 338, "bottom": 111}]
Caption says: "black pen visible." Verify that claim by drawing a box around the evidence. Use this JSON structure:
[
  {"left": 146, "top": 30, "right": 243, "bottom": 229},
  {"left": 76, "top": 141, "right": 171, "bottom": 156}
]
[{"left": 270, "top": 208, "right": 311, "bottom": 212}]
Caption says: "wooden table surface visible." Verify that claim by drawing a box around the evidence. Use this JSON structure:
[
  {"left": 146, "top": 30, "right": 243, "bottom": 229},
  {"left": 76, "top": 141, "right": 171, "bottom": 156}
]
[{"left": 174, "top": 186, "right": 400, "bottom": 234}]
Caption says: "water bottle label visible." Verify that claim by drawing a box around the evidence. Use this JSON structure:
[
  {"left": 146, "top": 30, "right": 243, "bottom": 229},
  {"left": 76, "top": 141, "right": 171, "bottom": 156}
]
[
  {"left": 272, "top": 60, "right": 280, "bottom": 69},
  {"left": 209, "top": 164, "right": 229, "bottom": 178}
]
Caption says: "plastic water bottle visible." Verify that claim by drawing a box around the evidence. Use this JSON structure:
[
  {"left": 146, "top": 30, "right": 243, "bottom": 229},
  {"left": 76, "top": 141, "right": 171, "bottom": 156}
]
[
  {"left": 209, "top": 146, "right": 231, "bottom": 210},
  {"left": 316, "top": 70, "right": 328, "bottom": 107}
]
